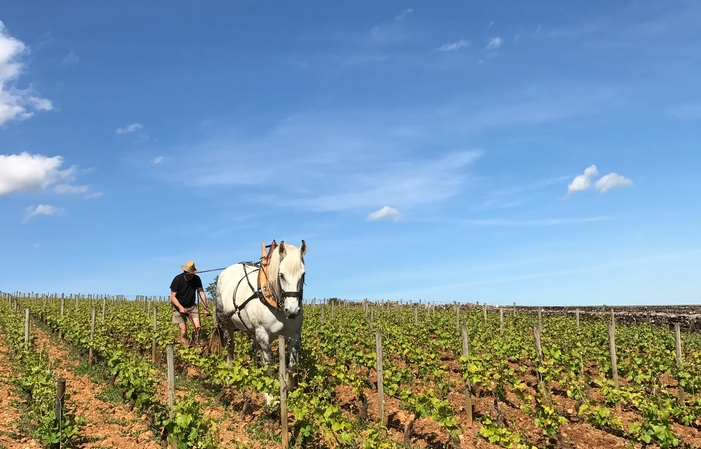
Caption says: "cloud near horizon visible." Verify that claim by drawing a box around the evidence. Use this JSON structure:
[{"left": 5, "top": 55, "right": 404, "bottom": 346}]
[
  {"left": 0, "top": 21, "right": 53, "bottom": 125},
  {"left": 368, "top": 206, "right": 402, "bottom": 222}
]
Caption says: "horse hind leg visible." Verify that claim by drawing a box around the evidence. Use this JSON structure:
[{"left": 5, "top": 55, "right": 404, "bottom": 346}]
[{"left": 226, "top": 331, "right": 235, "bottom": 367}]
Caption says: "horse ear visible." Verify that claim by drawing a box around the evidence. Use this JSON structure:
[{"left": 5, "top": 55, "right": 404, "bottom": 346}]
[
  {"left": 278, "top": 241, "right": 286, "bottom": 259},
  {"left": 300, "top": 240, "right": 306, "bottom": 256}
]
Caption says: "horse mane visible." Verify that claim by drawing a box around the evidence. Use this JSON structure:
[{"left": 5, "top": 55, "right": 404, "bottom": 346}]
[{"left": 267, "top": 242, "right": 305, "bottom": 297}]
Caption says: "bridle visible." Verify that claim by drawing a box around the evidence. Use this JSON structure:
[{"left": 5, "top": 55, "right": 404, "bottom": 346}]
[{"left": 274, "top": 272, "right": 305, "bottom": 311}]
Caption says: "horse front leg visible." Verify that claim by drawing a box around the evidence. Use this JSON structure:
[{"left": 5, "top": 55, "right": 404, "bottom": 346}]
[
  {"left": 286, "top": 331, "right": 301, "bottom": 391},
  {"left": 254, "top": 329, "right": 276, "bottom": 406}
]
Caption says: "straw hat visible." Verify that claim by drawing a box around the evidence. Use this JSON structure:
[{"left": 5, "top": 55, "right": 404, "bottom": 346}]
[{"left": 181, "top": 260, "right": 199, "bottom": 274}]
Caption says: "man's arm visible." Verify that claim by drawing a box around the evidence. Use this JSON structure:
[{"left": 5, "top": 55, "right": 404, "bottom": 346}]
[
  {"left": 197, "top": 288, "right": 211, "bottom": 316},
  {"left": 170, "top": 291, "right": 187, "bottom": 314}
]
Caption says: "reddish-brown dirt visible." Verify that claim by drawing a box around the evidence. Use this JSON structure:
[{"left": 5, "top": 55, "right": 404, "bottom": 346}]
[
  {"left": 31, "top": 326, "right": 162, "bottom": 449},
  {"left": 0, "top": 333, "right": 42, "bottom": 449}
]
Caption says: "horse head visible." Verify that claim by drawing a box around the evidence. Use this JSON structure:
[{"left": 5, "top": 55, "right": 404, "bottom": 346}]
[{"left": 269, "top": 240, "right": 306, "bottom": 319}]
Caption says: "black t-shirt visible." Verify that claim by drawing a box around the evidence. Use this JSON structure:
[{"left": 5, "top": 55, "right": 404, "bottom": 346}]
[{"left": 170, "top": 273, "right": 203, "bottom": 308}]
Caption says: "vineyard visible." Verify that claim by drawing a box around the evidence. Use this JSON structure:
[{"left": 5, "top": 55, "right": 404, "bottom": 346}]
[{"left": 1, "top": 292, "right": 701, "bottom": 449}]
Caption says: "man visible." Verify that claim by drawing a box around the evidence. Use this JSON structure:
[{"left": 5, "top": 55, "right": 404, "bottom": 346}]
[{"left": 170, "top": 260, "right": 211, "bottom": 347}]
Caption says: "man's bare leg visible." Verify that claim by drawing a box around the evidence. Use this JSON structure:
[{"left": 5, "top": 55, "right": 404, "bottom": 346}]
[{"left": 178, "top": 322, "right": 188, "bottom": 347}]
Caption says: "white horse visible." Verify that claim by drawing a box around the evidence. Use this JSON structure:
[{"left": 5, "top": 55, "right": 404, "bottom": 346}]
[{"left": 215, "top": 240, "right": 306, "bottom": 390}]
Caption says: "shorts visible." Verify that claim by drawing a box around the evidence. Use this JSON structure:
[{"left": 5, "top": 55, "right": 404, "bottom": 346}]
[{"left": 172, "top": 304, "right": 199, "bottom": 324}]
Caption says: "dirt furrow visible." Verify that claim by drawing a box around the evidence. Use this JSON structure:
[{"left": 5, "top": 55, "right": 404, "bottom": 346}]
[
  {"left": 31, "top": 326, "right": 161, "bottom": 448},
  {"left": 0, "top": 332, "right": 42, "bottom": 449}
]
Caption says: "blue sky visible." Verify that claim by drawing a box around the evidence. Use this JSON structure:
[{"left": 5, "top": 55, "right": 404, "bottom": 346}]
[{"left": 1, "top": 1, "right": 699, "bottom": 305}]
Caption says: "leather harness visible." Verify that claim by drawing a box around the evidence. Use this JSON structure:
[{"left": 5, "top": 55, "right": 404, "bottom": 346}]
[{"left": 224, "top": 241, "right": 304, "bottom": 335}]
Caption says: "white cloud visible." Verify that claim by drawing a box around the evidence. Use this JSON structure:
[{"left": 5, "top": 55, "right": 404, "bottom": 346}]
[
  {"left": 60, "top": 51, "right": 79, "bottom": 66},
  {"left": 567, "top": 165, "right": 633, "bottom": 195},
  {"left": 0, "top": 21, "right": 53, "bottom": 125},
  {"left": 116, "top": 123, "right": 143, "bottom": 134},
  {"left": 0, "top": 152, "right": 77, "bottom": 195},
  {"left": 368, "top": 206, "right": 402, "bottom": 222},
  {"left": 23, "top": 204, "right": 63, "bottom": 223},
  {"left": 486, "top": 37, "right": 502, "bottom": 49},
  {"left": 85, "top": 192, "right": 103, "bottom": 199},
  {"left": 394, "top": 9, "right": 413, "bottom": 20},
  {"left": 153, "top": 156, "right": 164, "bottom": 164},
  {"left": 53, "top": 183, "right": 88, "bottom": 194},
  {"left": 595, "top": 173, "right": 633, "bottom": 193},
  {"left": 436, "top": 39, "right": 470, "bottom": 52},
  {"left": 567, "top": 165, "right": 598, "bottom": 195}
]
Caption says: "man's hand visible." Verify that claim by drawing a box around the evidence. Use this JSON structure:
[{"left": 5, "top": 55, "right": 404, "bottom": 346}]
[
  {"left": 179, "top": 307, "right": 188, "bottom": 314},
  {"left": 203, "top": 309, "right": 211, "bottom": 317}
]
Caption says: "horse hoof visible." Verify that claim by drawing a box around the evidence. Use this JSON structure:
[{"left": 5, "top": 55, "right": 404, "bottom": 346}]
[{"left": 263, "top": 393, "right": 280, "bottom": 408}]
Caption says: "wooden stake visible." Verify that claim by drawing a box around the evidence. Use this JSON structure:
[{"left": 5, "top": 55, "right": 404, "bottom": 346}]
[
  {"left": 461, "top": 324, "right": 473, "bottom": 425},
  {"left": 375, "top": 329, "right": 385, "bottom": 426},
  {"left": 608, "top": 322, "right": 619, "bottom": 389},
  {"left": 24, "top": 308, "right": 30, "bottom": 350},
  {"left": 674, "top": 323, "right": 685, "bottom": 402},
  {"left": 55, "top": 378, "right": 66, "bottom": 422},
  {"left": 89, "top": 307, "right": 96, "bottom": 365},
  {"left": 279, "top": 335, "right": 289, "bottom": 448},
  {"left": 152, "top": 308, "right": 158, "bottom": 362}
]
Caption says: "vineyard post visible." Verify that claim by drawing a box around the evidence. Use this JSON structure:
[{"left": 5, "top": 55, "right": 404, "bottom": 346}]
[
  {"left": 414, "top": 305, "right": 418, "bottom": 325},
  {"left": 102, "top": 296, "right": 106, "bottom": 323},
  {"left": 375, "top": 328, "right": 385, "bottom": 426},
  {"left": 533, "top": 324, "right": 546, "bottom": 394},
  {"left": 538, "top": 308, "right": 542, "bottom": 331},
  {"left": 369, "top": 306, "right": 374, "bottom": 330},
  {"left": 75, "top": 295, "right": 78, "bottom": 310},
  {"left": 576, "top": 309, "right": 580, "bottom": 329},
  {"left": 147, "top": 298, "right": 151, "bottom": 319},
  {"left": 55, "top": 378, "right": 66, "bottom": 426},
  {"left": 24, "top": 308, "right": 30, "bottom": 350},
  {"left": 331, "top": 300, "right": 335, "bottom": 321},
  {"left": 513, "top": 301, "right": 516, "bottom": 315},
  {"left": 456, "top": 305, "right": 460, "bottom": 328},
  {"left": 321, "top": 302, "right": 325, "bottom": 326},
  {"left": 483, "top": 303, "right": 487, "bottom": 324},
  {"left": 674, "top": 323, "right": 685, "bottom": 402},
  {"left": 152, "top": 308, "right": 158, "bottom": 362},
  {"left": 533, "top": 324, "right": 543, "bottom": 361},
  {"left": 608, "top": 321, "right": 619, "bottom": 389},
  {"left": 167, "top": 345, "right": 175, "bottom": 412},
  {"left": 278, "top": 335, "right": 289, "bottom": 448},
  {"left": 500, "top": 308, "right": 504, "bottom": 335},
  {"left": 89, "top": 306, "right": 96, "bottom": 365},
  {"left": 461, "top": 324, "right": 473, "bottom": 424},
  {"left": 166, "top": 344, "right": 177, "bottom": 448}
]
